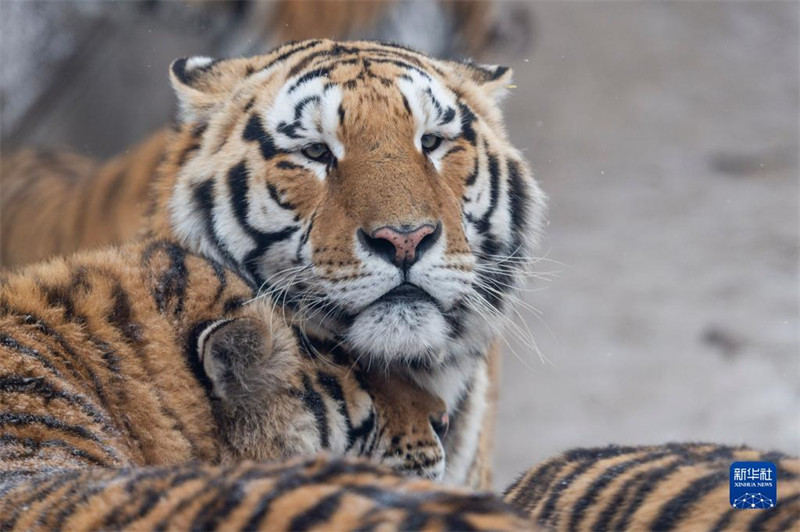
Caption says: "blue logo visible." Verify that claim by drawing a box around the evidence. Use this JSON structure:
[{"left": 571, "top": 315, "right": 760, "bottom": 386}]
[{"left": 730, "top": 461, "right": 777, "bottom": 509}]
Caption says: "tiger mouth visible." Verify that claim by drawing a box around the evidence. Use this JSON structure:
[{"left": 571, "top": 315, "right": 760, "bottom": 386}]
[{"left": 374, "top": 282, "right": 436, "bottom": 306}]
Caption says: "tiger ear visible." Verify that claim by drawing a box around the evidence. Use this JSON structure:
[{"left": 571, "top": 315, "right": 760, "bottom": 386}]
[
  {"left": 452, "top": 61, "right": 514, "bottom": 103},
  {"left": 169, "top": 56, "right": 249, "bottom": 123}
]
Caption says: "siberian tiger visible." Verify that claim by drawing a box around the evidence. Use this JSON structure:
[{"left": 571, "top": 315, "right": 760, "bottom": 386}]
[
  {"left": 155, "top": 40, "right": 546, "bottom": 487},
  {"left": 2, "top": 40, "right": 547, "bottom": 488},
  {"left": 0, "top": 238, "right": 453, "bottom": 481},
  {"left": 503, "top": 443, "right": 800, "bottom": 531}
]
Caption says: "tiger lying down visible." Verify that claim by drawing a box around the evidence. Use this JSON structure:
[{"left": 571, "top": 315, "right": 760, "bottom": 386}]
[
  {"left": 0, "top": 239, "right": 526, "bottom": 529},
  {"left": 1, "top": 239, "right": 797, "bottom": 530}
]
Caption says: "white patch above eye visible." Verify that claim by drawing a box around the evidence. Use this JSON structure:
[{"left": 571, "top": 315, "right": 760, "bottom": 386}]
[
  {"left": 397, "top": 71, "right": 461, "bottom": 155},
  {"left": 266, "top": 73, "right": 345, "bottom": 167}
]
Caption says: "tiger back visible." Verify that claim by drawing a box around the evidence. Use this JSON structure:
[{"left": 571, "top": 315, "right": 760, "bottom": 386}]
[{"left": 503, "top": 443, "right": 800, "bottom": 531}]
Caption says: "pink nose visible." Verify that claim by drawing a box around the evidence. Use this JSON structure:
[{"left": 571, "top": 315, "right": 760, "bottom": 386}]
[{"left": 361, "top": 223, "right": 441, "bottom": 268}]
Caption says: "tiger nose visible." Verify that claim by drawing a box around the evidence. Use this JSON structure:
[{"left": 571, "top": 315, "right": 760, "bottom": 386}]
[{"left": 358, "top": 222, "right": 442, "bottom": 269}]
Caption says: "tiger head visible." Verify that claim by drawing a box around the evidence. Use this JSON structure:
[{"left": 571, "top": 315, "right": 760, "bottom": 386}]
[{"left": 155, "top": 40, "right": 546, "bottom": 396}]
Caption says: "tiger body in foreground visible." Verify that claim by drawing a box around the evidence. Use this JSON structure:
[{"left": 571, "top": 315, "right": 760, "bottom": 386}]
[
  {"left": 504, "top": 443, "right": 800, "bottom": 531},
  {"left": 0, "top": 238, "right": 454, "bottom": 483},
  {"left": 1, "top": 455, "right": 526, "bottom": 531}
]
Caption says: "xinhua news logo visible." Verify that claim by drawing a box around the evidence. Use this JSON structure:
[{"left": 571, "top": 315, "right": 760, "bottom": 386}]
[{"left": 730, "top": 462, "right": 777, "bottom": 509}]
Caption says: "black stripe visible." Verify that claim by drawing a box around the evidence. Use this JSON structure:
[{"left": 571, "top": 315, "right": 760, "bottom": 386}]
[
  {"left": 366, "top": 58, "right": 432, "bottom": 80},
  {"left": 108, "top": 281, "right": 144, "bottom": 342},
  {"left": 255, "top": 40, "right": 323, "bottom": 75},
  {"left": 266, "top": 183, "right": 295, "bottom": 210},
  {"left": 184, "top": 320, "right": 220, "bottom": 401},
  {"left": 316, "top": 371, "right": 354, "bottom": 449},
  {"left": 608, "top": 460, "right": 689, "bottom": 530},
  {"left": 0, "top": 332, "right": 63, "bottom": 379},
  {"left": 503, "top": 459, "right": 567, "bottom": 513},
  {"left": 464, "top": 155, "right": 479, "bottom": 187},
  {"left": 141, "top": 240, "right": 188, "bottom": 317},
  {"left": 2, "top": 470, "right": 84, "bottom": 530},
  {"left": 287, "top": 67, "right": 331, "bottom": 93},
  {"left": 0, "top": 412, "right": 102, "bottom": 442},
  {"left": 0, "top": 434, "right": 106, "bottom": 467},
  {"left": 227, "top": 161, "right": 300, "bottom": 285},
  {"left": 506, "top": 159, "right": 530, "bottom": 248},
  {"left": 152, "top": 464, "right": 239, "bottom": 531},
  {"left": 108, "top": 469, "right": 206, "bottom": 528},
  {"left": 243, "top": 114, "right": 280, "bottom": 160},
  {"left": 475, "top": 147, "right": 501, "bottom": 235},
  {"left": 401, "top": 95, "right": 412, "bottom": 116},
  {"left": 0, "top": 375, "right": 112, "bottom": 430},
  {"left": 536, "top": 459, "right": 596, "bottom": 525},
  {"left": 458, "top": 102, "right": 478, "bottom": 146},
  {"left": 242, "top": 459, "right": 396, "bottom": 530},
  {"left": 650, "top": 471, "right": 728, "bottom": 530},
  {"left": 13, "top": 313, "right": 115, "bottom": 421},
  {"left": 301, "top": 374, "right": 330, "bottom": 449},
  {"left": 191, "top": 180, "right": 240, "bottom": 273},
  {"left": 277, "top": 160, "right": 304, "bottom": 171},
  {"left": 293, "top": 95, "right": 321, "bottom": 119},
  {"left": 289, "top": 491, "right": 344, "bottom": 531},
  {"left": 567, "top": 449, "right": 672, "bottom": 530}
]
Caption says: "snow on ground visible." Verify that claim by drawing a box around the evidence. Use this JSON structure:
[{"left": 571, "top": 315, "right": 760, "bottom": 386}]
[{"left": 491, "top": 2, "right": 799, "bottom": 488}]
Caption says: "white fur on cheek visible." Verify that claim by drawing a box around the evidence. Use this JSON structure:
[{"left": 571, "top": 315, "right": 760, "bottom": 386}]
[{"left": 346, "top": 301, "right": 450, "bottom": 364}]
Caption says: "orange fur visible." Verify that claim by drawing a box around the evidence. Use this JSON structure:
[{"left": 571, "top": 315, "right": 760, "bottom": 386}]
[{"left": 504, "top": 443, "right": 799, "bottom": 531}]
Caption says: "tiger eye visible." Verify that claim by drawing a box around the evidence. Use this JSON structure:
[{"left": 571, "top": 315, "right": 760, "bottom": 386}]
[
  {"left": 301, "top": 143, "right": 332, "bottom": 162},
  {"left": 421, "top": 134, "right": 443, "bottom": 153}
]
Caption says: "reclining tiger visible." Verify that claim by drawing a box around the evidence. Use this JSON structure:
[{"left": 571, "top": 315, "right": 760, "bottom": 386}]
[
  {"left": 0, "top": 238, "right": 529, "bottom": 530},
  {"left": 1, "top": 39, "right": 548, "bottom": 488}
]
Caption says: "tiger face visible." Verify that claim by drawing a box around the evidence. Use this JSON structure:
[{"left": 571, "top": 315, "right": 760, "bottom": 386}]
[{"left": 161, "top": 40, "right": 546, "bottom": 403}]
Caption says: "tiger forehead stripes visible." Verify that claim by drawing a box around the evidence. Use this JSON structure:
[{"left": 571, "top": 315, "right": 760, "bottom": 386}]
[{"left": 150, "top": 40, "right": 546, "bottom": 483}]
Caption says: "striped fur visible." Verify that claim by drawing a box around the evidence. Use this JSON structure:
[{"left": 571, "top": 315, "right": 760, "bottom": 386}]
[
  {"left": 0, "top": 455, "right": 527, "bottom": 531},
  {"left": 0, "top": 239, "right": 459, "bottom": 483},
  {"left": 503, "top": 443, "right": 799, "bottom": 531},
  {"left": 1, "top": 40, "right": 548, "bottom": 487}
]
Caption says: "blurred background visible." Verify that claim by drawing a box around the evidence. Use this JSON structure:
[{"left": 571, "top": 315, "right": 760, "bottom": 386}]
[{"left": 1, "top": 1, "right": 797, "bottom": 489}]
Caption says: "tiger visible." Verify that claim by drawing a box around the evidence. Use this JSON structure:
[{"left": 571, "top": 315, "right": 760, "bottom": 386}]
[
  {"left": 0, "top": 238, "right": 455, "bottom": 482},
  {"left": 147, "top": 39, "right": 546, "bottom": 487},
  {"left": 1, "top": 40, "right": 547, "bottom": 488},
  {"left": 1, "top": 455, "right": 528, "bottom": 531},
  {"left": 502, "top": 443, "right": 800, "bottom": 531}
]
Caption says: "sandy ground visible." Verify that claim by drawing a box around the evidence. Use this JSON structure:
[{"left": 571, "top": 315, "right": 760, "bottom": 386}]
[{"left": 490, "top": 2, "right": 799, "bottom": 488}]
